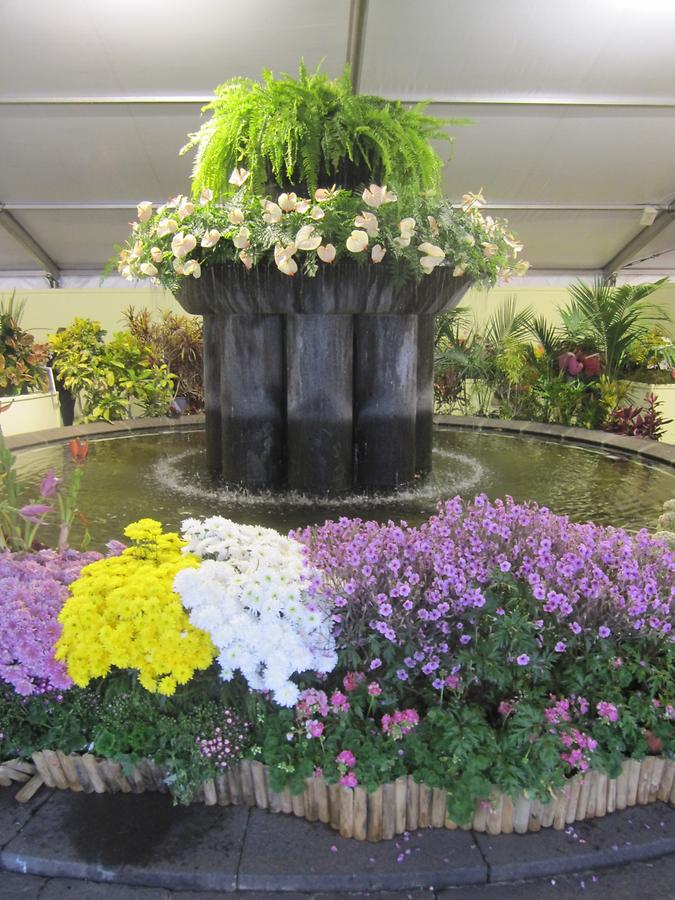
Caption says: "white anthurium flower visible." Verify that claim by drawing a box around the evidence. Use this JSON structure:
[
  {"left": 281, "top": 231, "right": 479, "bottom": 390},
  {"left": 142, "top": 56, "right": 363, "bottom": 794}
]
[
  {"left": 418, "top": 242, "right": 445, "bottom": 275},
  {"left": 461, "top": 189, "right": 486, "bottom": 212},
  {"left": 199, "top": 187, "right": 213, "bottom": 205},
  {"left": 314, "top": 185, "right": 337, "bottom": 202},
  {"left": 228, "top": 167, "right": 250, "bottom": 186},
  {"left": 129, "top": 240, "right": 144, "bottom": 260},
  {"left": 262, "top": 201, "right": 282, "bottom": 224},
  {"left": 239, "top": 250, "right": 253, "bottom": 270},
  {"left": 294, "top": 225, "right": 322, "bottom": 251},
  {"left": 228, "top": 208, "right": 245, "bottom": 225},
  {"left": 514, "top": 260, "right": 530, "bottom": 276},
  {"left": 504, "top": 234, "right": 524, "bottom": 253},
  {"left": 317, "top": 243, "right": 336, "bottom": 263},
  {"left": 362, "top": 184, "right": 398, "bottom": 208},
  {"left": 177, "top": 199, "right": 195, "bottom": 220},
  {"left": 481, "top": 242, "right": 498, "bottom": 258},
  {"left": 139, "top": 261, "right": 158, "bottom": 277},
  {"left": 371, "top": 244, "right": 386, "bottom": 263},
  {"left": 400, "top": 217, "right": 416, "bottom": 237},
  {"left": 121, "top": 266, "right": 133, "bottom": 280},
  {"left": 274, "top": 243, "right": 298, "bottom": 276},
  {"left": 232, "top": 227, "right": 251, "bottom": 250},
  {"left": 201, "top": 229, "right": 221, "bottom": 248},
  {"left": 183, "top": 259, "right": 201, "bottom": 278},
  {"left": 156, "top": 217, "right": 179, "bottom": 237},
  {"left": 150, "top": 246, "right": 163, "bottom": 263},
  {"left": 394, "top": 235, "right": 411, "bottom": 248},
  {"left": 295, "top": 199, "right": 311, "bottom": 213},
  {"left": 427, "top": 215, "right": 439, "bottom": 236},
  {"left": 346, "top": 229, "right": 369, "bottom": 253},
  {"left": 173, "top": 259, "right": 185, "bottom": 274},
  {"left": 278, "top": 192, "right": 298, "bottom": 212},
  {"left": 171, "top": 231, "right": 197, "bottom": 258},
  {"left": 166, "top": 195, "right": 182, "bottom": 209},
  {"left": 309, "top": 205, "right": 325, "bottom": 220},
  {"left": 137, "top": 201, "right": 153, "bottom": 222},
  {"left": 354, "top": 211, "right": 379, "bottom": 237},
  {"left": 131, "top": 222, "right": 139, "bottom": 233},
  {"left": 453, "top": 264, "right": 466, "bottom": 277}
]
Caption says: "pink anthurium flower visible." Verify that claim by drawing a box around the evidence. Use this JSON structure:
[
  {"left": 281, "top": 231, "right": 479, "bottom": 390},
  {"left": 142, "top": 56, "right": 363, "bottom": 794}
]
[
  {"left": 314, "top": 185, "right": 337, "bottom": 202},
  {"left": 232, "top": 227, "right": 251, "bottom": 249},
  {"left": 371, "top": 244, "right": 386, "bottom": 263},
  {"left": 171, "top": 231, "right": 197, "bottom": 258},
  {"left": 173, "top": 259, "right": 185, "bottom": 274},
  {"left": 239, "top": 250, "right": 253, "bottom": 270},
  {"left": 274, "top": 243, "right": 298, "bottom": 276},
  {"left": 278, "top": 192, "right": 298, "bottom": 212},
  {"left": 228, "top": 208, "right": 245, "bottom": 225},
  {"left": 201, "top": 229, "right": 221, "bottom": 248},
  {"left": 182, "top": 259, "right": 201, "bottom": 278},
  {"left": 309, "top": 205, "right": 325, "bottom": 220},
  {"left": 177, "top": 199, "right": 195, "bottom": 220},
  {"left": 136, "top": 201, "right": 153, "bottom": 222},
  {"left": 295, "top": 199, "right": 311, "bottom": 213},
  {"left": 461, "top": 189, "right": 486, "bottom": 212},
  {"left": 228, "top": 167, "right": 250, "bottom": 186},
  {"left": 354, "top": 211, "right": 379, "bottom": 237},
  {"left": 156, "top": 218, "right": 179, "bottom": 237},
  {"left": 262, "top": 201, "right": 282, "bottom": 224},
  {"left": 317, "top": 243, "right": 336, "bottom": 263},
  {"left": 418, "top": 242, "right": 445, "bottom": 274},
  {"left": 346, "top": 230, "right": 369, "bottom": 253},
  {"left": 362, "top": 184, "right": 398, "bottom": 208},
  {"left": 295, "top": 225, "right": 322, "bottom": 251}
]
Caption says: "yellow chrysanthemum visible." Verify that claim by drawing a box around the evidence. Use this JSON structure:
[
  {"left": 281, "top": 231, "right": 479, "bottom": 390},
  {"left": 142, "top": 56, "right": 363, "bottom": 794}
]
[{"left": 55, "top": 520, "right": 215, "bottom": 692}]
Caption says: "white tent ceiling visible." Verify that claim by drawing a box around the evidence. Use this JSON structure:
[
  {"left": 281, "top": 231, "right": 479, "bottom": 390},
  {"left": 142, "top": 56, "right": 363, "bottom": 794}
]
[{"left": 1, "top": 0, "right": 674, "bottom": 285}]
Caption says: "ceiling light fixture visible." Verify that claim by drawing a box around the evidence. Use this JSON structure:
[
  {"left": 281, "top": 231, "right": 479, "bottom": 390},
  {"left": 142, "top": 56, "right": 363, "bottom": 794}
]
[{"left": 639, "top": 206, "right": 658, "bottom": 226}]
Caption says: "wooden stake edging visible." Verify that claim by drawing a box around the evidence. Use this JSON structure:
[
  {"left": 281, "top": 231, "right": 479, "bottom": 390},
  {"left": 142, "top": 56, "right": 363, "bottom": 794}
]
[{"left": 1, "top": 752, "right": 672, "bottom": 840}]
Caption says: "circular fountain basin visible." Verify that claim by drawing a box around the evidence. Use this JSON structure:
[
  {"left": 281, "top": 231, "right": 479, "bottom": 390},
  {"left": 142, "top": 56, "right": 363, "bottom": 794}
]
[{"left": 10, "top": 423, "right": 675, "bottom": 549}]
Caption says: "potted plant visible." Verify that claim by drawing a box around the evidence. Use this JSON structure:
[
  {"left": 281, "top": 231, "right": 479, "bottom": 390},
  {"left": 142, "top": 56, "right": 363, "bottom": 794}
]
[
  {"left": 116, "top": 65, "right": 528, "bottom": 493},
  {"left": 0, "top": 293, "right": 61, "bottom": 437}
]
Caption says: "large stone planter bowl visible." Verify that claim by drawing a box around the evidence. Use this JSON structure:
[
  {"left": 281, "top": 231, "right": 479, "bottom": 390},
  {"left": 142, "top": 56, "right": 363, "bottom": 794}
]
[{"left": 176, "top": 263, "right": 471, "bottom": 494}]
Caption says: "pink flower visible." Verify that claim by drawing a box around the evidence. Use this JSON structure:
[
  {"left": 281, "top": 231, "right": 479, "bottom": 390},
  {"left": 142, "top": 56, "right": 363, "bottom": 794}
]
[
  {"left": 367, "top": 681, "right": 382, "bottom": 696},
  {"left": 497, "top": 700, "right": 514, "bottom": 717},
  {"left": 336, "top": 749, "right": 356, "bottom": 768},
  {"left": 343, "top": 671, "right": 365, "bottom": 692},
  {"left": 339, "top": 772, "right": 358, "bottom": 788},
  {"left": 18, "top": 504, "right": 51, "bottom": 524},
  {"left": 39, "top": 469, "right": 60, "bottom": 498},
  {"left": 597, "top": 701, "right": 619, "bottom": 723},
  {"left": 330, "top": 690, "right": 350, "bottom": 713},
  {"left": 306, "top": 720, "right": 324, "bottom": 739}
]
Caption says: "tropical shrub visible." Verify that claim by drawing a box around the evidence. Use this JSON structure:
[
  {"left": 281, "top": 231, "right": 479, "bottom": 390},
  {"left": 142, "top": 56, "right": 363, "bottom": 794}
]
[{"left": 0, "top": 294, "right": 48, "bottom": 396}]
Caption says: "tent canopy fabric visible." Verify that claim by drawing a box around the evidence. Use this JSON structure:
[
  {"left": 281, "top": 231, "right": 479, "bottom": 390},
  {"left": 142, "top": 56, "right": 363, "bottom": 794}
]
[{"left": 1, "top": 0, "right": 674, "bottom": 284}]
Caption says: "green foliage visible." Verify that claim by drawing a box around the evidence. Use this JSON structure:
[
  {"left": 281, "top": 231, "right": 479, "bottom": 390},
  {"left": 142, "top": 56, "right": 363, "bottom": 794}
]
[
  {"left": 561, "top": 278, "right": 670, "bottom": 378},
  {"left": 48, "top": 318, "right": 175, "bottom": 422},
  {"left": 183, "top": 63, "right": 464, "bottom": 199},
  {"left": 123, "top": 307, "right": 204, "bottom": 412}
]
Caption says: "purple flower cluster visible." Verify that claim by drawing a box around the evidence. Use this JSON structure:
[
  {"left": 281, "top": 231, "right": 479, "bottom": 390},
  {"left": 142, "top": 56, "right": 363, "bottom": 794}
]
[
  {"left": 0, "top": 549, "right": 102, "bottom": 696},
  {"left": 293, "top": 496, "right": 674, "bottom": 689}
]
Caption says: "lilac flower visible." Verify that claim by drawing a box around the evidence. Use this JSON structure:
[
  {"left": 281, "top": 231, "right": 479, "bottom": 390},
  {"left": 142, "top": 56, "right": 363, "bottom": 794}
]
[
  {"left": 598, "top": 626, "right": 611, "bottom": 638},
  {"left": 597, "top": 701, "right": 619, "bottom": 723},
  {"left": 39, "top": 469, "right": 60, "bottom": 499},
  {"left": 554, "top": 641, "right": 567, "bottom": 653},
  {"left": 369, "top": 658, "right": 382, "bottom": 670},
  {"left": 18, "top": 504, "right": 51, "bottom": 524},
  {"left": 516, "top": 654, "right": 530, "bottom": 666},
  {"left": 336, "top": 749, "right": 356, "bottom": 767}
]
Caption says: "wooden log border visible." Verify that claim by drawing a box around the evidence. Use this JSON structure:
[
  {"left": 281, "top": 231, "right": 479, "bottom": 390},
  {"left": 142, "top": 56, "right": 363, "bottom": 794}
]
[{"left": 2, "top": 754, "right": 673, "bottom": 840}]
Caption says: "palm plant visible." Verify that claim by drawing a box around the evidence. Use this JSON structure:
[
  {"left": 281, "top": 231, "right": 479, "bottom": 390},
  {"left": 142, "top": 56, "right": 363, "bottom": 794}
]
[
  {"left": 183, "top": 63, "right": 467, "bottom": 199},
  {"left": 559, "top": 278, "right": 670, "bottom": 378}
]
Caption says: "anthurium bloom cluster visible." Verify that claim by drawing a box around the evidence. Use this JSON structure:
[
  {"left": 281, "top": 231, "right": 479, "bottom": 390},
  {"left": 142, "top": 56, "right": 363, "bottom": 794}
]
[
  {"left": 173, "top": 517, "right": 337, "bottom": 706},
  {"left": 55, "top": 520, "right": 215, "bottom": 695},
  {"left": 117, "top": 181, "right": 528, "bottom": 291},
  {"left": 0, "top": 549, "right": 103, "bottom": 695}
]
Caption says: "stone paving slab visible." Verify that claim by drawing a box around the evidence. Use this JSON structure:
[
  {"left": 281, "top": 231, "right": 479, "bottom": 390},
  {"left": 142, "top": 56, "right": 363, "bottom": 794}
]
[
  {"left": 0, "top": 871, "right": 47, "bottom": 900},
  {"left": 0, "top": 784, "right": 52, "bottom": 848},
  {"left": 0, "top": 790, "right": 249, "bottom": 892},
  {"left": 472, "top": 802, "right": 675, "bottom": 881},
  {"left": 39, "top": 880, "right": 168, "bottom": 899},
  {"left": 237, "top": 808, "right": 486, "bottom": 892}
]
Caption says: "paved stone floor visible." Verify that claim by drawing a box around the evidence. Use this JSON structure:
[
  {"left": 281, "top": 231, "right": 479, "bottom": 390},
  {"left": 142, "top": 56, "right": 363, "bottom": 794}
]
[{"left": 0, "top": 783, "right": 673, "bottom": 897}]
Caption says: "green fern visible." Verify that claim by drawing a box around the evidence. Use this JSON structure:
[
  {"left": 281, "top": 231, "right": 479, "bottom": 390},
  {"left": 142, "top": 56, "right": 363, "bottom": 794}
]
[{"left": 183, "top": 63, "right": 468, "bottom": 200}]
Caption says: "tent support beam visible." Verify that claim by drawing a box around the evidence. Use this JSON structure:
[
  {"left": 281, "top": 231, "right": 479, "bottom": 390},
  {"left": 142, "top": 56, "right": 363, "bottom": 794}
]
[
  {"left": 603, "top": 207, "right": 675, "bottom": 278},
  {"left": 346, "top": 0, "right": 369, "bottom": 92},
  {"left": 0, "top": 209, "right": 60, "bottom": 287}
]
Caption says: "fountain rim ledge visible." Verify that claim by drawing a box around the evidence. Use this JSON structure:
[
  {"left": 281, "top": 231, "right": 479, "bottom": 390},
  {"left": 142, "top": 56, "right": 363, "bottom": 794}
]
[{"left": 3, "top": 413, "right": 675, "bottom": 470}]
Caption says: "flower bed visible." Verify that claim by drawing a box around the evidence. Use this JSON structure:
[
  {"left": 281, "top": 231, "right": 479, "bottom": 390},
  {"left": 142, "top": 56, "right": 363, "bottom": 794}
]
[{"left": 1, "top": 499, "right": 673, "bottom": 840}]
